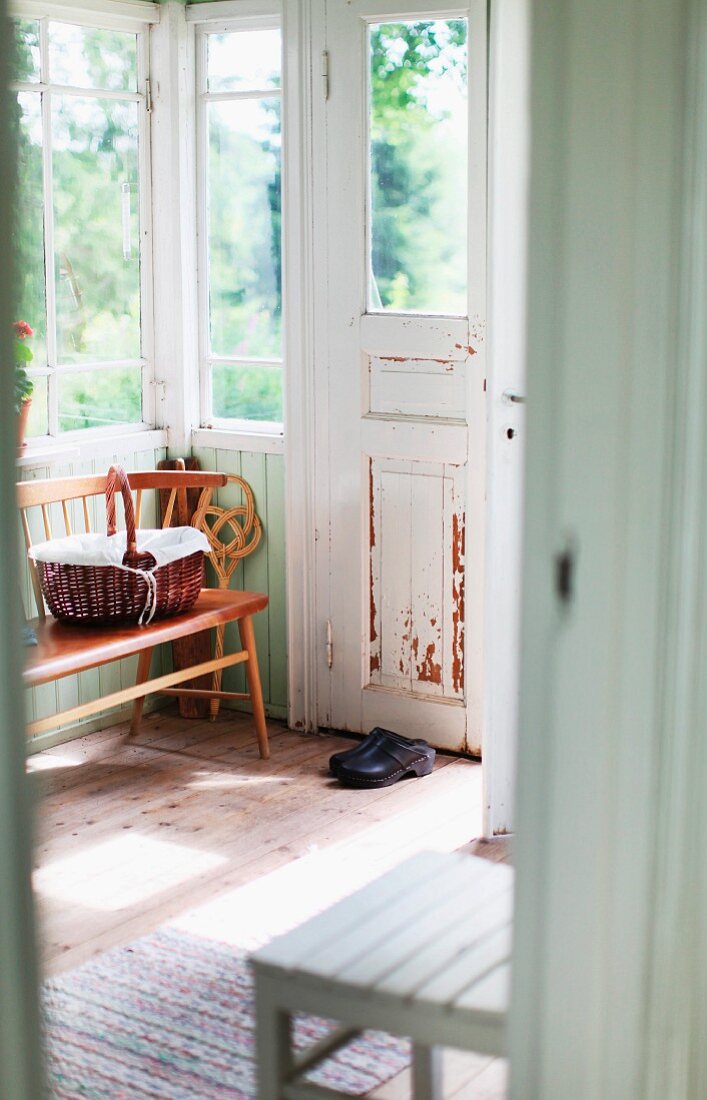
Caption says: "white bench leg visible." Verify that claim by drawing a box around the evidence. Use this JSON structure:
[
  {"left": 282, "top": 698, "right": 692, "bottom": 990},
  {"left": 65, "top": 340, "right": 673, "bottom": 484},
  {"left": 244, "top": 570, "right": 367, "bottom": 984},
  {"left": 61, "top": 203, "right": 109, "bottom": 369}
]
[
  {"left": 412, "top": 1043, "right": 443, "bottom": 1100},
  {"left": 255, "top": 980, "right": 294, "bottom": 1100}
]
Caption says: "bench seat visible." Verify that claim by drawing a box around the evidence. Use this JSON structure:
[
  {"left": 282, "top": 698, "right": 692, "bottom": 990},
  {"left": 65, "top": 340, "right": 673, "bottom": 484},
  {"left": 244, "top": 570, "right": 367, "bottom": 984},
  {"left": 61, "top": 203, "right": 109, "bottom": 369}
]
[
  {"left": 19, "top": 468, "right": 271, "bottom": 756},
  {"left": 24, "top": 588, "right": 268, "bottom": 686},
  {"left": 253, "top": 850, "right": 513, "bottom": 1099}
]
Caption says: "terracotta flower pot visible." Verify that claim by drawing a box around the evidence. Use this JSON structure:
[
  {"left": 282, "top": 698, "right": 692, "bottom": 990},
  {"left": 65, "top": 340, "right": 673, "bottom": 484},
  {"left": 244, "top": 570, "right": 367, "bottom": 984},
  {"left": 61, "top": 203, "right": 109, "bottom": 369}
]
[{"left": 17, "top": 398, "right": 32, "bottom": 450}]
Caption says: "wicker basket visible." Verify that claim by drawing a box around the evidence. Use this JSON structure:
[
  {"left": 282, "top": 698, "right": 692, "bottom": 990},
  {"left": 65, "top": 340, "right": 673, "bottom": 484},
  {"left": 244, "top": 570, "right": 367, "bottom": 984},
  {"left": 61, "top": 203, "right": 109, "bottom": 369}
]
[{"left": 36, "top": 465, "right": 205, "bottom": 626}]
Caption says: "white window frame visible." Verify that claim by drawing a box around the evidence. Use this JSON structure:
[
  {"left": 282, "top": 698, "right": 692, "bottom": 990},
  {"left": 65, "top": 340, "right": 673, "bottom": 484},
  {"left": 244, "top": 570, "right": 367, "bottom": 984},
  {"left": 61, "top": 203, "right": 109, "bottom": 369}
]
[
  {"left": 9, "top": 0, "right": 159, "bottom": 446},
  {"left": 192, "top": 3, "right": 284, "bottom": 439}
]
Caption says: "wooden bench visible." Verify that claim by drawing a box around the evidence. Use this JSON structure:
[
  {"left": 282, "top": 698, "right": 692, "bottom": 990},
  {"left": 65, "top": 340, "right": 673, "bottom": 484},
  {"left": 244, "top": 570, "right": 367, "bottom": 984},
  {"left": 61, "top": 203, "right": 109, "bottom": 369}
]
[
  {"left": 18, "top": 470, "right": 270, "bottom": 758},
  {"left": 253, "top": 850, "right": 513, "bottom": 1099}
]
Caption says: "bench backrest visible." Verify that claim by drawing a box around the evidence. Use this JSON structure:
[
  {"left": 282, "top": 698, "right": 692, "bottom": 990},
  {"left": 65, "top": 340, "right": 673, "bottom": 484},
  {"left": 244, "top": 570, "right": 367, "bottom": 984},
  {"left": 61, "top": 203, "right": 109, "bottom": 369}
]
[{"left": 17, "top": 470, "right": 227, "bottom": 620}]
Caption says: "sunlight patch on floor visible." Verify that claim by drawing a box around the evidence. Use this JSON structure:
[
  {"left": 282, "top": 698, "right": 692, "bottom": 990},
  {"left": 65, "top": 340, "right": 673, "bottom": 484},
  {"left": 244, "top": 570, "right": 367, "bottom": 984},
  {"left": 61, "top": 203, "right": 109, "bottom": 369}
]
[
  {"left": 26, "top": 751, "right": 83, "bottom": 773},
  {"left": 34, "top": 833, "right": 228, "bottom": 911},
  {"left": 170, "top": 768, "right": 481, "bottom": 951},
  {"left": 187, "top": 770, "right": 294, "bottom": 791}
]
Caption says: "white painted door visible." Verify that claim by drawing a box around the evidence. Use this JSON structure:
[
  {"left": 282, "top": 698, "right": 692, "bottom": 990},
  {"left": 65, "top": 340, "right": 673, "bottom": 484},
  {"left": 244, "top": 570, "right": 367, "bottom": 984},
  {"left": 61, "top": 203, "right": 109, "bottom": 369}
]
[{"left": 315, "top": 0, "right": 487, "bottom": 752}]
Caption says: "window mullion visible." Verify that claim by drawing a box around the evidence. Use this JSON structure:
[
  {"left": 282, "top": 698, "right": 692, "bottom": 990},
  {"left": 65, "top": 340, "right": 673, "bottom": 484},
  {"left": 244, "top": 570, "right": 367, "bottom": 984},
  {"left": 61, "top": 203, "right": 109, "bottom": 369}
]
[
  {"left": 136, "top": 26, "right": 154, "bottom": 429},
  {"left": 201, "top": 88, "right": 282, "bottom": 104},
  {"left": 196, "top": 29, "right": 212, "bottom": 427},
  {"left": 39, "top": 17, "right": 58, "bottom": 437}
]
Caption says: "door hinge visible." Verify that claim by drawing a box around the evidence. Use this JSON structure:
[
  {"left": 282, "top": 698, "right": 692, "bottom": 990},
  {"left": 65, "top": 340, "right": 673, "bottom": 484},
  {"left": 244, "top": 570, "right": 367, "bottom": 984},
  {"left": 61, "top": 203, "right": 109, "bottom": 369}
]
[
  {"left": 145, "top": 79, "right": 153, "bottom": 113},
  {"left": 326, "top": 619, "right": 333, "bottom": 668},
  {"left": 321, "top": 51, "right": 329, "bottom": 100}
]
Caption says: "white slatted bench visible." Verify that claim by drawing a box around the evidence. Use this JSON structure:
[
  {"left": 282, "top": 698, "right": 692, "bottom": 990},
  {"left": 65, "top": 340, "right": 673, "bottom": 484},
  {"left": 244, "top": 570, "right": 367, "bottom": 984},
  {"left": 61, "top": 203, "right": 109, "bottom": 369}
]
[{"left": 252, "top": 850, "right": 513, "bottom": 1100}]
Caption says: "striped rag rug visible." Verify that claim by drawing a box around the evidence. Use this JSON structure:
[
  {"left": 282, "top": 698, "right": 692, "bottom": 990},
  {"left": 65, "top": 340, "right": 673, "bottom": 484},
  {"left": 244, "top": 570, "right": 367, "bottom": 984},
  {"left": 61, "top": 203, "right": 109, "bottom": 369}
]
[{"left": 43, "top": 927, "right": 410, "bottom": 1098}]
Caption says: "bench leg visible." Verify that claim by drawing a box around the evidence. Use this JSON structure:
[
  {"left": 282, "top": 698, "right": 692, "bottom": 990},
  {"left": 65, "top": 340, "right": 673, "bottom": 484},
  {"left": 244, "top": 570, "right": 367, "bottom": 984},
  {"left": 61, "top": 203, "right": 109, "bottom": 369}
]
[
  {"left": 412, "top": 1044, "right": 443, "bottom": 1100},
  {"left": 129, "top": 646, "right": 155, "bottom": 736},
  {"left": 238, "top": 615, "right": 270, "bottom": 760},
  {"left": 255, "top": 984, "right": 293, "bottom": 1100},
  {"left": 209, "top": 623, "right": 226, "bottom": 722}
]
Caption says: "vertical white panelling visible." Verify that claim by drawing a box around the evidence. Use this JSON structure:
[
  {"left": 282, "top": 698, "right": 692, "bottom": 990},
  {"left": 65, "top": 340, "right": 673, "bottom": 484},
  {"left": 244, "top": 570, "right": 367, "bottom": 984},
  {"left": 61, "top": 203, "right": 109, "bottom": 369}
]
[
  {"left": 265, "top": 451, "right": 288, "bottom": 712},
  {"left": 376, "top": 465, "right": 412, "bottom": 690},
  {"left": 410, "top": 466, "right": 446, "bottom": 699},
  {"left": 283, "top": 0, "right": 324, "bottom": 734}
]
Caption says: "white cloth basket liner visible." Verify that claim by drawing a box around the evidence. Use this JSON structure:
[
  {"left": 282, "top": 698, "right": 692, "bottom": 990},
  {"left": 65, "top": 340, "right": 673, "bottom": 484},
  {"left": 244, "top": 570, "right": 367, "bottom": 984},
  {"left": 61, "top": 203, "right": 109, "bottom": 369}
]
[{"left": 29, "top": 527, "right": 210, "bottom": 568}]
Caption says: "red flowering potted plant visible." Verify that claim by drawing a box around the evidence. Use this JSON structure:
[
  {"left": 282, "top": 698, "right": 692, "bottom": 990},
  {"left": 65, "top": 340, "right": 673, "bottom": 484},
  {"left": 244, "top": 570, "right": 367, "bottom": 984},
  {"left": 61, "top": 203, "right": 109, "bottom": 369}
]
[{"left": 14, "top": 320, "right": 34, "bottom": 448}]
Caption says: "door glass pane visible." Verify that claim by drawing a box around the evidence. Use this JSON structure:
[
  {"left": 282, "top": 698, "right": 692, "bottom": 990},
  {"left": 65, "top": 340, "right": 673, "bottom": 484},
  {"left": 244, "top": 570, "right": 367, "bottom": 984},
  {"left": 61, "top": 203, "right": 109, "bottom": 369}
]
[
  {"left": 52, "top": 96, "right": 141, "bottom": 364},
  {"left": 207, "top": 29, "right": 281, "bottom": 93},
  {"left": 212, "top": 362, "right": 283, "bottom": 422},
  {"left": 58, "top": 366, "right": 142, "bottom": 431},
  {"left": 12, "top": 93, "right": 47, "bottom": 369},
  {"left": 48, "top": 23, "right": 138, "bottom": 93},
  {"left": 12, "top": 19, "right": 41, "bottom": 82},
  {"left": 368, "top": 20, "right": 468, "bottom": 315},
  {"left": 207, "top": 98, "right": 281, "bottom": 359}
]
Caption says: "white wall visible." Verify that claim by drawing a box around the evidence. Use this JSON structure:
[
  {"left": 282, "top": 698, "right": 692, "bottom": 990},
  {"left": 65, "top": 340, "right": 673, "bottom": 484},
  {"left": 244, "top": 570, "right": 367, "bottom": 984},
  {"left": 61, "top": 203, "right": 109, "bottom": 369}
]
[{"left": 509, "top": 0, "right": 706, "bottom": 1096}]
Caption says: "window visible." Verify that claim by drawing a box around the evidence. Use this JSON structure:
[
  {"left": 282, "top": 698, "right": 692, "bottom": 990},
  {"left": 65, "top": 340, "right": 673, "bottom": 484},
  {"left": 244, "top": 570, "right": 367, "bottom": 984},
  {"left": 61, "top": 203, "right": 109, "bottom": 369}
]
[
  {"left": 368, "top": 20, "right": 468, "bottom": 315},
  {"left": 196, "top": 22, "right": 283, "bottom": 431},
  {"left": 10, "top": 14, "right": 152, "bottom": 438}
]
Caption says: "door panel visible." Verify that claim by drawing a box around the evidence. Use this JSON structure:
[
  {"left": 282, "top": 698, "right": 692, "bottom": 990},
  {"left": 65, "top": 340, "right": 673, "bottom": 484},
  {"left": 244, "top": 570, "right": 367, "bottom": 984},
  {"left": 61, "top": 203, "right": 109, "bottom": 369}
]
[
  {"left": 316, "top": 0, "right": 486, "bottom": 753},
  {"left": 368, "top": 457, "right": 466, "bottom": 701}
]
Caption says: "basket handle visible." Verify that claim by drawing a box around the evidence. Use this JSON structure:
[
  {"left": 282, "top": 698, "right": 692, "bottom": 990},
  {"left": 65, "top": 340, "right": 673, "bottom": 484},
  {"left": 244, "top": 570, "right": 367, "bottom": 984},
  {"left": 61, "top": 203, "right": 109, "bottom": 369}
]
[{"left": 106, "top": 465, "right": 137, "bottom": 555}]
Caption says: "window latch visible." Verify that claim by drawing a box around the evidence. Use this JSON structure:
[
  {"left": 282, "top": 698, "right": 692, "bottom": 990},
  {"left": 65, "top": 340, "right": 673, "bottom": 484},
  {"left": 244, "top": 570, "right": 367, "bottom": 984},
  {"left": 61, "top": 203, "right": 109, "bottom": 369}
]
[
  {"left": 145, "top": 79, "right": 153, "bottom": 113},
  {"left": 322, "top": 52, "right": 329, "bottom": 101}
]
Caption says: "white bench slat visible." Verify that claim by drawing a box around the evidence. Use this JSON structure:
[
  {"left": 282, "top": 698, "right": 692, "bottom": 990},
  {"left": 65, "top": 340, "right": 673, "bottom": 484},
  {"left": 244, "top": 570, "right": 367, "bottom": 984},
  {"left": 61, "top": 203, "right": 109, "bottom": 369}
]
[
  {"left": 375, "top": 873, "right": 512, "bottom": 999},
  {"left": 253, "top": 853, "right": 513, "bottom": 1095},
  {"left": 303, "top": 855, "right": 500, "bottom": 982},
  {"left": 254, "top": 851, "right": 460, "bottom": 972},
  {"left": 414, "top": 922, "right": 513, "bottom": 1007},
  {"left": 454, "top": 960, "right": 511, "bottom": 1015},
  {"left": 333, "top": 863, "right": 510, "bottom": 990}
]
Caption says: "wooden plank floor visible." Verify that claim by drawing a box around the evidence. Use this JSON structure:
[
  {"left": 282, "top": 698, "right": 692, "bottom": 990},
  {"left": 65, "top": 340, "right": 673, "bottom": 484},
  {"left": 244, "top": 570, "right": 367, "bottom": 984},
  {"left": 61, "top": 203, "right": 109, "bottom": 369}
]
[{"left": 29, "top": 708, "right": 507, "bottom": 1098}]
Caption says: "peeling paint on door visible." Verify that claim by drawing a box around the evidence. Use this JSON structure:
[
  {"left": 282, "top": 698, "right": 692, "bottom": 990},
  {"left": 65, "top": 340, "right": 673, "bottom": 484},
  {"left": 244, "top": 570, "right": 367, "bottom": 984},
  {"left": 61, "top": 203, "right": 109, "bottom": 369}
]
[
  {"left": 367, "top": 457, "right": 465, "bottom": 702},
  {"left": 368, "top": 354, "right": 467, "bottom": 420},
  {"left": 452, "top": 510, "right": 466, "bottom": 693},
  {"left": 369, "top": 459, "right": 380, "bottom": 676}
]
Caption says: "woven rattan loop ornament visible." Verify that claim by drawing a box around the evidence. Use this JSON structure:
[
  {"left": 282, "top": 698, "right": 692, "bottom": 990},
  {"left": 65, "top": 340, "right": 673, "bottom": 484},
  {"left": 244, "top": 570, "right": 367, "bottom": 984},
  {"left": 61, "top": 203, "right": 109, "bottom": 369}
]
[{"left": 193, "top": 475, "right": 262, "bottom": 587}]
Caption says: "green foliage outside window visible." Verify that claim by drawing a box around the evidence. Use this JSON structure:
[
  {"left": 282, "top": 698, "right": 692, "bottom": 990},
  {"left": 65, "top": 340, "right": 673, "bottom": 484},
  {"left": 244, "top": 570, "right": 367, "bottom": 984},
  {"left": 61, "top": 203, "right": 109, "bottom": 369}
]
[
  {"left": 370, "top": 20, "right": 468, "bottom": 314},
  {"left": 11, "top": 20, "right": 143, "bottom": 434}
]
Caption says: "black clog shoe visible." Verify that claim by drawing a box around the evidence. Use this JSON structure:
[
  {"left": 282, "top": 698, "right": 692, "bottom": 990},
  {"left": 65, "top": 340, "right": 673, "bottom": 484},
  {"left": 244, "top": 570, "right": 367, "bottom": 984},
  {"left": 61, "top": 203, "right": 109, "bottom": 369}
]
[
  {"left": 335, "top": 731, "right": 436, "bottom": 789},
  {"left": 329, "top": 727, "right": 430, "bottom": 776}
]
